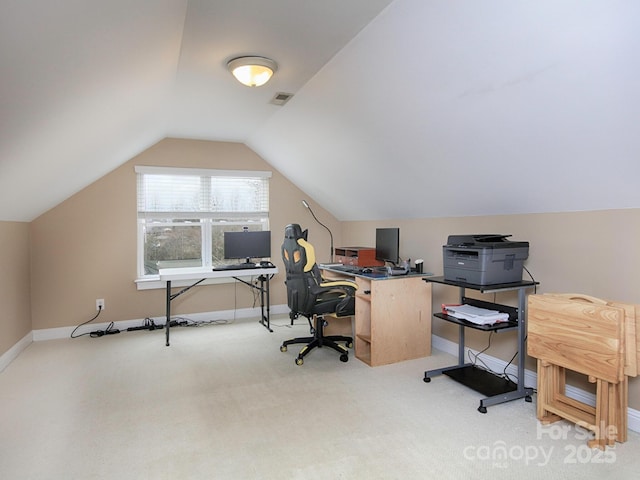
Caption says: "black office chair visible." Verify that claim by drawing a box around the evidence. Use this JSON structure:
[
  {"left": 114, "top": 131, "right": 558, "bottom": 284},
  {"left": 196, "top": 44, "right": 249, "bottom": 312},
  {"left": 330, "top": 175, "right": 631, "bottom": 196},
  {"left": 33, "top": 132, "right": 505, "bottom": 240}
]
[{"left": 279, "top": 223, "right": 357, "bottom": 365}]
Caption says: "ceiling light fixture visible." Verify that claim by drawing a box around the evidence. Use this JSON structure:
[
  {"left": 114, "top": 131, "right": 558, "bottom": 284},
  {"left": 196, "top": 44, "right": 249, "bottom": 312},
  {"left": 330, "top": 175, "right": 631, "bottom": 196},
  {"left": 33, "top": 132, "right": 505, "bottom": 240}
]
[{"left": 227, "top": 56, "right": 278, "bottom": 87}]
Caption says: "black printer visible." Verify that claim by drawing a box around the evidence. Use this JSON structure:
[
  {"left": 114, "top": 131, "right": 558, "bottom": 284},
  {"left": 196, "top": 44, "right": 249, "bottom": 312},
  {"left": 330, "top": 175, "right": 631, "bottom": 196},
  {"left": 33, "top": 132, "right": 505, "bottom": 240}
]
[{"left": 443, "top": 234, "right": 529, "bottom": 285}]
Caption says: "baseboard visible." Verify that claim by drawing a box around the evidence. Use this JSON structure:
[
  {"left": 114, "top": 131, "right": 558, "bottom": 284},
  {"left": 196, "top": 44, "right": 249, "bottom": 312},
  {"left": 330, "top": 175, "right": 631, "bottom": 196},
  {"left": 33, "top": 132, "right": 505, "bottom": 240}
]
[
  {"left": 0, "top": 331, "right": 33, "bottom": 373},
  {"left": 431, "top": 334, "right": 640, "bottom": 434},
  {"left": 3, "top": 304, "right": 290, "bottom": 370},
  {"left": 32, "top": 303, "right": 291, "bottom": 341}
]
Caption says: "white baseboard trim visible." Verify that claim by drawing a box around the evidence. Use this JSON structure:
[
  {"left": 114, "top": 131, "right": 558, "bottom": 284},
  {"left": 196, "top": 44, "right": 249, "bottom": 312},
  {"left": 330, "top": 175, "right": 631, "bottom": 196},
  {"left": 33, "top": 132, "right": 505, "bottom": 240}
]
[
  {"left": 0, "top": 331, "right": 33, "bottom": 373},
  {"left": 3, "top": 304, "right": 290, "bottom": 370},
  {"left": 431, "top": 334, "right": 640, "bottom": 434},
  {"left": 32, "top": 303, "right": 291, "bottom": 341}
]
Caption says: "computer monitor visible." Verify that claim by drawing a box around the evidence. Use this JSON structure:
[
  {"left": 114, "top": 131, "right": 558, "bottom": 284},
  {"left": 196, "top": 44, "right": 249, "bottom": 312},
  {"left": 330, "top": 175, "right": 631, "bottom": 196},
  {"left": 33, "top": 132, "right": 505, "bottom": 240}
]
[
  {"left": 375, "top": 227, "right": 400, "bottom": 266},
  {"left": 223, "top": 230, "right": 271, "bottom": 263}
]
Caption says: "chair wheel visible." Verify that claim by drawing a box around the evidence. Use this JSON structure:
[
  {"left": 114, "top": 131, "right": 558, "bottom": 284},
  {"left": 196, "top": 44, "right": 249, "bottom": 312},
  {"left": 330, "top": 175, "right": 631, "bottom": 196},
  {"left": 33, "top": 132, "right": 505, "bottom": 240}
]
[
  {"left": 478, "top": 406, "right": 487, "bottom": 414},
  {"left": 423, "top": 376, "right": 431, "bottom": 383},
  {"left": 280, "top": 345, "right": 287, "bottom": 352},
  {"left": 295, "top": 357, "right": 304, "bottom": 366},
  {"left": 340, "top": 354, "right": 348, "bottom": 363}
]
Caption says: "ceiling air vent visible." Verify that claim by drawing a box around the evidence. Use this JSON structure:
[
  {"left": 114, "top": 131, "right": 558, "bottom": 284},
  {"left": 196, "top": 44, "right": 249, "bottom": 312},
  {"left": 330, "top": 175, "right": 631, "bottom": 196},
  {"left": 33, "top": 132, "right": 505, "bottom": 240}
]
[{"left": 270, "top": 92, "right": 293, "bottom": 106}]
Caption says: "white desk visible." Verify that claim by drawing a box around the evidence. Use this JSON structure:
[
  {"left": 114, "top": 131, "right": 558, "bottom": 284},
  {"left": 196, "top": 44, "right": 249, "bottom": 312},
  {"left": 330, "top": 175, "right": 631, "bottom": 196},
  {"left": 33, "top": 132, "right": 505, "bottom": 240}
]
[{"left": 159, "top": 265, "right": 279, "bottom": 346}]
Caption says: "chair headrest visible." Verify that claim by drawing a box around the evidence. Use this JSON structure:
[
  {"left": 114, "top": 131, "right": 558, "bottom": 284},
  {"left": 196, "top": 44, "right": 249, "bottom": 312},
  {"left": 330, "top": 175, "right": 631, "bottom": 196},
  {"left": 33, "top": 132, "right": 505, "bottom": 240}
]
[{"left": 284, "top": 223, "right": 308, "bottom": 241}]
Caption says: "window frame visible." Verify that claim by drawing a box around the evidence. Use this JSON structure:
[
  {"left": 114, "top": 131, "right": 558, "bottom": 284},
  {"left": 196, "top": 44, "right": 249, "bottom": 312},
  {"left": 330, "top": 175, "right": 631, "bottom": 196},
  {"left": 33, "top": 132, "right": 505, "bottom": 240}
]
[{"left": 135, "top": 166, "right": 271, "bottom": 289}]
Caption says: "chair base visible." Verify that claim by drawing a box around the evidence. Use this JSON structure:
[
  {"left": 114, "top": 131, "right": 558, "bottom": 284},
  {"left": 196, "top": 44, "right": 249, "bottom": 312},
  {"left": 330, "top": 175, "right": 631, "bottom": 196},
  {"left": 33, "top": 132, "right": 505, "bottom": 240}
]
[
  {"left": 289, "top": 311, "right": 314, "bottom": 333},
  {"left": 280, "top": 314, "right": 353, "bottom": 365}
]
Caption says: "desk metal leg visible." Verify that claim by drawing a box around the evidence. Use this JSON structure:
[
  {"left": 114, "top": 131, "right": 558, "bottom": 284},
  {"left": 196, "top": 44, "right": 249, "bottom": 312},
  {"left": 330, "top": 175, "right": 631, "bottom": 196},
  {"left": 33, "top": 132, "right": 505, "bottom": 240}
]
[
  {"left": 233, "top": 275, "right": 273, "bottom": 333},
  {"left": 424, "top": 323, "right": 467, "bottom": 381},
  {"left": 165, "top": 280, "right": 171, "bottom": 346},
  {"left": 164, "top": 278, "right": 206, "bottom": 346},
  {"left": 163, "top": 274, "right": 274, "bottom": 345},
  {"left": 258, "top": 275, "right": 273, "bottom": 332}
]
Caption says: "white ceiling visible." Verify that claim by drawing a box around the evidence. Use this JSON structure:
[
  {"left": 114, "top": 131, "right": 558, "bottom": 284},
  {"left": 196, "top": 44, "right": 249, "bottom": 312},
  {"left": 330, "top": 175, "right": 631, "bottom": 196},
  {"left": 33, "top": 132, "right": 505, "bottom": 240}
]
[{"left": 1, "top": 0, "right": 639, "bottom": 222}]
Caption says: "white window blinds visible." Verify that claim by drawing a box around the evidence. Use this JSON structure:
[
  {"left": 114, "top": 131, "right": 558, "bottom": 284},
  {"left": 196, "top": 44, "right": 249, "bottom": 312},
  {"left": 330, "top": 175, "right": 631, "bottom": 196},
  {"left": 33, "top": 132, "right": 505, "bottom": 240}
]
[{"left": 135, "top": 166, "right": 271, "bottom": 220}]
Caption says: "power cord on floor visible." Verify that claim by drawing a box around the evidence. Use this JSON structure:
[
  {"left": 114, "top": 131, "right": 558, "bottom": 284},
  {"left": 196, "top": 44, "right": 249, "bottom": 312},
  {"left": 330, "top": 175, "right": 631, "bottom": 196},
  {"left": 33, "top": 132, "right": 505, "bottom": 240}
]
[
  {"left": 71, "top": 310, "right": 237, "bottom": 340},
  {"left": 127, "top": 317, "right": 166, "bottom": 331},
  {"left": 467, "top": 331, "right": 520, "bottom": 387},
  {"left": 70, "top": 306, "right": 120, "bottom": 338},
  {"left": 183, "top": 318, "right": 229, "bottom": 327},
  {"left": 89, "top": 321, "right": 120, "bottom": 337}
]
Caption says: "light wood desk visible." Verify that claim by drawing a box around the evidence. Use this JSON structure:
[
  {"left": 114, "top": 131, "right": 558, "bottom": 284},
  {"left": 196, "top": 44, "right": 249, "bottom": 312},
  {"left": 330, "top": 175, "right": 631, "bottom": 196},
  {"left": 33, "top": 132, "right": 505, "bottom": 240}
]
[
  {"left": 320, "top": 266, "right": 432, "bottom": 366},
  {"left": 159, "top": 265, "right": 278, "bottom": 346}
]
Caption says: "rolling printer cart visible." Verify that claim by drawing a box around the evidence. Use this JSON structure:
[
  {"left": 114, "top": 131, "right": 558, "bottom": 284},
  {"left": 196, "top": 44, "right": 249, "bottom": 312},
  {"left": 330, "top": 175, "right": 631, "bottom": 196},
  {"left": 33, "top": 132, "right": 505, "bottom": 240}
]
[{"left": 423, "top": 276, "right": 538, "bottom": 413}]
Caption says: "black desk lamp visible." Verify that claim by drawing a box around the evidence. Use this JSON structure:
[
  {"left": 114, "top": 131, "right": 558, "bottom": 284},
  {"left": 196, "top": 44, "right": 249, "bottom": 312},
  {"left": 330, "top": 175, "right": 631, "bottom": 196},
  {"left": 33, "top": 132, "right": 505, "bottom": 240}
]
[{"left": 302, "top": 200, "right": 334, "bottom": 262}]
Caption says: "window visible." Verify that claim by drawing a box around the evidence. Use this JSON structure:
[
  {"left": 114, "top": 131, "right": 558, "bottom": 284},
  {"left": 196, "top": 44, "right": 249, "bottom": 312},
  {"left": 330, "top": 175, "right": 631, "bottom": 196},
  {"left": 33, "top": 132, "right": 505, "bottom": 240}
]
[{"left": 136, "top": 166, "right": 270, "bottom": 278}]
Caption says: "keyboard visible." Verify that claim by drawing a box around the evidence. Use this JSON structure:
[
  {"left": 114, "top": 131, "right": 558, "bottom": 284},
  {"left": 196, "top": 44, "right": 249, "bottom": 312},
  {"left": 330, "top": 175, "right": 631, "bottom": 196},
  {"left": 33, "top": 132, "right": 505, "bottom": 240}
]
[
  {"left": 330, "top": 264, "right": 408, "bottom": 276},
  {"left": 330, "top": 265, "right": 363, "bottom": 274},
  {"left": 212, "top": 263, "right": 258, "bottom": 271}
]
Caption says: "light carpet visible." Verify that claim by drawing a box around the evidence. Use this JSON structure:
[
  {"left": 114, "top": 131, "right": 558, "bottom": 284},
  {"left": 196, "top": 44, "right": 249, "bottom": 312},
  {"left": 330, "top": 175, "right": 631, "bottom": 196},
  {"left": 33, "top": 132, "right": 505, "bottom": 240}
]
[{"left": 1, "top": 315, "right": 638, "bottom": 479}]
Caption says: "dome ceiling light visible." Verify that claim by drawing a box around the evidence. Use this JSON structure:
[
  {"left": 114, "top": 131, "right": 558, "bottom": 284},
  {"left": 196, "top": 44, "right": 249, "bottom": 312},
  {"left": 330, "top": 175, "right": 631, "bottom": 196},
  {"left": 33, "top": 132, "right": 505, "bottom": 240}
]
[{"left": 227, "top": 56, "right": 278, "bottom": 87}]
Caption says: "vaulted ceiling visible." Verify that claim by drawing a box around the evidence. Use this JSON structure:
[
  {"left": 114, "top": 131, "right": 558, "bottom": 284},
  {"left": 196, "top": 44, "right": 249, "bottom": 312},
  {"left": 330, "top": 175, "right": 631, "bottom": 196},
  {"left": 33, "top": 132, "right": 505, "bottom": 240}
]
[{"left": 1, "top": 0, "right": 638, "bottom": 222}]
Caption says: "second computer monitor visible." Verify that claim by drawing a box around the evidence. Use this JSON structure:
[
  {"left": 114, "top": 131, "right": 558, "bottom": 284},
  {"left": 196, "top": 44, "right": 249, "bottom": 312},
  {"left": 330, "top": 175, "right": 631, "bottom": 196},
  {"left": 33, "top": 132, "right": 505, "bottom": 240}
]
[
  {"left": 375, "top": 227, "right": 400, "bottom": 265},
  {"left": 224, "top": 230, "right": 271, "bottom": 263}
]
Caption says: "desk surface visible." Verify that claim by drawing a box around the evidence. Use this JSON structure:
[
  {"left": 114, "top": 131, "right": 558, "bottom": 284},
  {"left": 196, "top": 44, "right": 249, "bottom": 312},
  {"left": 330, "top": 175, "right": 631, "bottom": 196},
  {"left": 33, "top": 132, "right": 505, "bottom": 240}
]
[
  {"left": 159, "top": 265, "right": 278, "bottom": 281},
  {"left": 320, "top": 264, "right": 432, "bottom": 280}
]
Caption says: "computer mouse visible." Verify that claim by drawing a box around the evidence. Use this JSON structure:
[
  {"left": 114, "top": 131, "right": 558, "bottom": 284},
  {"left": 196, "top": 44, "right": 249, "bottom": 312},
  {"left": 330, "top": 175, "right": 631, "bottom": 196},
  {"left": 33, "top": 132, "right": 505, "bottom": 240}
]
[{"left": 362, "top": 268, "right": 373, "bottom": 273}]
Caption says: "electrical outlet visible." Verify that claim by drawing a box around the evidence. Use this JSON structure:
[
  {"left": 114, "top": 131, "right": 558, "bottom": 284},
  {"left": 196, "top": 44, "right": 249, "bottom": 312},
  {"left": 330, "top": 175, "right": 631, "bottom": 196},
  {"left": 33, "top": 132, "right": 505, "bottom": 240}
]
[{"left": 96, "top": 299, "right": 105, "bottom": 311}]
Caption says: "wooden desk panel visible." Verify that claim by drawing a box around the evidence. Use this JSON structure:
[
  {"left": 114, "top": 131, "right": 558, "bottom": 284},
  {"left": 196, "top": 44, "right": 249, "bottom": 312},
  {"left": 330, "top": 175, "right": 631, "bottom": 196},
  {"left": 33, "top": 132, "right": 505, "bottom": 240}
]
[{"left": 322, "top": 267, "right": 432, "bottom": 366}]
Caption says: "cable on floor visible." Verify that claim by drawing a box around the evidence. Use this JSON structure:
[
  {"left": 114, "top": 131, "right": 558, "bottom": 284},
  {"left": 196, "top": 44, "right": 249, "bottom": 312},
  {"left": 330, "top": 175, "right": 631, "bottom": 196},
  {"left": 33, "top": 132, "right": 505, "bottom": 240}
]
[{"left": 70, "top": 306, "right": 120, "bottom": 338}]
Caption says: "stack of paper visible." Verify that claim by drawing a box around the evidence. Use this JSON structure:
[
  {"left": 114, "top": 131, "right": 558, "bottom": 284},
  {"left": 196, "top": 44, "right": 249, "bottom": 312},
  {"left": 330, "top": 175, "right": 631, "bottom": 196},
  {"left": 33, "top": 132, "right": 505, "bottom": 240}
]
[{"left": 444, "top": 304, "right": 510, "bottom": 325}]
